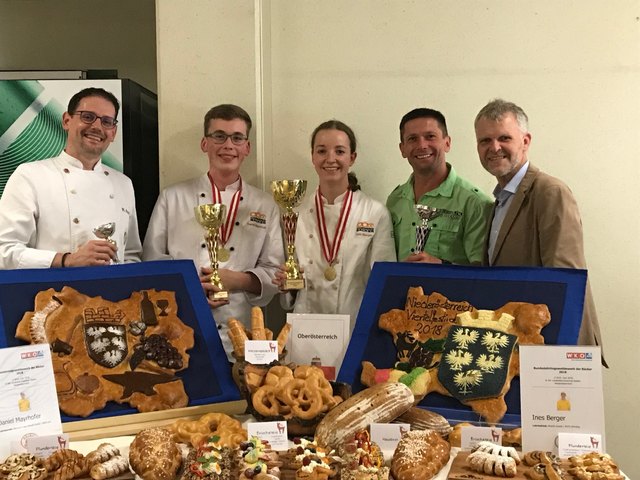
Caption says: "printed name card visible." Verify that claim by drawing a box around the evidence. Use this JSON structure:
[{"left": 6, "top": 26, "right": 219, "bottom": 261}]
[
  {"left": 558, "top": 433, "right": 603, "bottom": 457},
  {"left": 245, "top": 340, "right": 279, "bottom": 364},
  {"left": 25, "top": 434, "right": 70, "bottom": 457},
  {"left": 286, "top": 314, "right": 350, "bottom": 381},
  {"left": 246, "top": 421, "right": 288, "bottom": 451},
  {"left": 520, "top": 345, "right": 605, "bottom": 453},
  {"left": 461, "top": 426, "right": 503, "bottom": 450},
  {"left": 370, "top": 423, "right": 410, "bottom": 459},
  {"left": 0, "top": 345, "right": 62, "bottom": 458}
]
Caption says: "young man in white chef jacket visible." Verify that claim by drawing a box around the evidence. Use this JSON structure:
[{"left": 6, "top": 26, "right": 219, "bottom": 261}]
[
  {"left": 0, "top": 87, "right": 142, "bottom": 269},
  {"left": 142, "top": 104, "right": 284, "bottom": 358}
]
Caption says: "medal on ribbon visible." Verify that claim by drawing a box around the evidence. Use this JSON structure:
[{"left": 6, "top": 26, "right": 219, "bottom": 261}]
[
  {"left": 208, "top": 173, "right": 242, "bottom": 262},
  {"left": 315, "top": 189, "right": 353, "bottom": 282}
]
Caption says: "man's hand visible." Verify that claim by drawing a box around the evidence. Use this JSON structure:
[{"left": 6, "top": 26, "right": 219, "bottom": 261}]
[
  {"left": 199, "top": 267, "right": 231, "bottom": 308},
  {"left": 403, "top": 251, "right": 443, "bottom": 264},
  {"left": 62, "top": 240, "right": 117, "bottom": 267},
  {"left": 271, "top": 264, "right": 304, "bottom": 292}
]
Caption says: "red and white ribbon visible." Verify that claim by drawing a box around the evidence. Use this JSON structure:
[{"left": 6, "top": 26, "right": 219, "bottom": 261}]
[
  {"left": 314, "top": 188, "right": 353, "bottom": 266},
  {"left": 208, "top": 173, "right": 242, "bottom": 245}
]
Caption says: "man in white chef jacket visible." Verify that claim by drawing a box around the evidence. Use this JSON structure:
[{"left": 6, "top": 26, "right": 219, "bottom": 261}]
[
  {"left": 143, "top": 104, "right": 283, "bottom": 358},
  {"left": 0, "top": 87, "right": 142, "bottom": 269}
]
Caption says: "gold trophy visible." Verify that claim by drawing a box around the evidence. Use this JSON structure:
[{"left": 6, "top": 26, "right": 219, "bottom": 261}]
[
  {"left": 195, "top": 204, "right": 229, "bottom": 300},
  {"left": 271, "top": 179, "right": 307, "bottom": 290}
]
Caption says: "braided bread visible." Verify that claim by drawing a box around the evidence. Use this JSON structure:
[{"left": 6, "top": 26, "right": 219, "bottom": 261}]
[{"left": 392, "top": 430, "right": 450, "bottom": 480}]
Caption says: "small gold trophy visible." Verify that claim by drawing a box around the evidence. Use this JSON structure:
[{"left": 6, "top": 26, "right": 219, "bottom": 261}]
[
  {"left": 195, "top": 204, "right": 229, "bottom": 300},
  {"left": 93, "top": 222, "right": 118, "bottom": 263},
  {"left": 271, "top": 179, "right": 307, "bottom": 290}
]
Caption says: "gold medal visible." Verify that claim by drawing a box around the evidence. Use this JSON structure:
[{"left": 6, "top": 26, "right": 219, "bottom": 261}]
[
  {"left": 217, "top": 247, "right": 230, "bottom": 262},
  {"left": 324, "top": 265, "right": 337, "bottom": 281}
]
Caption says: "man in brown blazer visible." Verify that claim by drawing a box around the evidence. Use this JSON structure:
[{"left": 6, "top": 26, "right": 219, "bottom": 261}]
[{"left": 474, "top": 99, "right": 604, "bottom": 357}]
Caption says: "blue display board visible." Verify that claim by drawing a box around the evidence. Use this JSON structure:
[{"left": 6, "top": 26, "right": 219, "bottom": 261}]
[
  {"left": 337, "top": 262, "right": 587, "bottom": 426},
  {"left": 0, "top": 260, "right": 240, "bottom": 422}
]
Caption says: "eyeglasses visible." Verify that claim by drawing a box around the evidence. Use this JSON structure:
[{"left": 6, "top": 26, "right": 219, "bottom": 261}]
[
  {"left": 72, "top": 111, "right": 118, "bottom": 129},
  {"left": 205, "top": 131, "right": 248, "bottom": 145}
]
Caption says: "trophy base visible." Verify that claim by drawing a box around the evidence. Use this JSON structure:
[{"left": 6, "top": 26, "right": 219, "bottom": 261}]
[
  {"left": 210, "top": 290, "right": 229, "bottom": 301},
  {"left": 284, "top": 278, "right": 305, "bottom": 290}
]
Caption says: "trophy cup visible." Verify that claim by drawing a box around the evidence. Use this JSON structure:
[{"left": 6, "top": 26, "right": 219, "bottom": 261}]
[
  {"left": 271, "top": 179, "right": 307, "bottom": 290},
  {"left": 195, "top": 204, "right": 229, "bottom": 300},
  {"left": 414, "top": 205, "right": 442, "bottom": 253},
  {"left": 93, "top": 222, "right": 117, "bottom": 263}
]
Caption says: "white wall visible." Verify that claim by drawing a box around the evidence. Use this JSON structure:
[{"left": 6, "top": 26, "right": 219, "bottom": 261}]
[
  {"left": 159, "top": 1, "right": 639, "bottom": 476},
  {"left": 0, "top": 0, "right": 157, "bottom": 92}
]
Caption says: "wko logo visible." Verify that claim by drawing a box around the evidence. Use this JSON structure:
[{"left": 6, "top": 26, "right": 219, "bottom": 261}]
[
  {"left": 566, "top": 352, "right": 592, "bottom": 360},
  {"left": 21, "top": 350, "right": 44, "bottom": 360}
]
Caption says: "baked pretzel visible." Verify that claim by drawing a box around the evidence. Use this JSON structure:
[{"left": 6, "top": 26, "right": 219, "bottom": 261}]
[{"left": 168, "top": 412, "right": 246, "bottom": 448}]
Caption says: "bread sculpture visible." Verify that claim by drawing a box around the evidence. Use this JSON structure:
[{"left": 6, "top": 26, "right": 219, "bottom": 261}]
[
  {"left": 391, "top": 430, "right": 451, "bottom": 480},
  {"left": 314, "top": 382, "right": 414, "bottom": 450},
  {"left": 361, "top": 288, "right": 551, "bottom": 423},
  {"left": 129, "top": 427, "right": 181, "bottom": 480},
  {"left": 15, "top": 287, "right": 194, "bottom": 417}
]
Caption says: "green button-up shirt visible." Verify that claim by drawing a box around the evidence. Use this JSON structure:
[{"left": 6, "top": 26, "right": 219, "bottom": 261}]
[{"left": 386, "top": 164, "right": 493, "bottom": 264}]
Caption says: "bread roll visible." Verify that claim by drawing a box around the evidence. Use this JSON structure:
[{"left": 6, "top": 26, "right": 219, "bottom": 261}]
[{"left": 129, "top": 427, "right": 181, "bottom": 480}]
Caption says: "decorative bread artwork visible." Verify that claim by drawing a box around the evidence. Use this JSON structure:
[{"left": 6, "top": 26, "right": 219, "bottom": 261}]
[
  {"left": 361, "top": 287, "right": 550, "bottom": 423},
  {"left": 15, "top": 287, "right": 194, "bottom": 417},
  {"left": 314, "top": 382, "right": 414, "bottom": 450},
  {"left": 391, "top": 429, "right": 451, "bottom": 480},
  {"left": 129, "top": 428, "right": 181, "bottom": 480}
]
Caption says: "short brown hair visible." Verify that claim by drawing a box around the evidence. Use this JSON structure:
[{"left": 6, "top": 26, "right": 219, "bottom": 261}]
[{"left": 203, "top": 104, "right": 252, "bottom": 136}]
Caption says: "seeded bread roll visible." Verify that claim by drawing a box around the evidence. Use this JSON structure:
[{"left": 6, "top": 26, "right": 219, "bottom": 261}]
[
  {"left": 129, "top": 427, "right": 181, "bottom": 480},
  {"left": 391, "top": 430, "right": 450, "bottom": 480}
]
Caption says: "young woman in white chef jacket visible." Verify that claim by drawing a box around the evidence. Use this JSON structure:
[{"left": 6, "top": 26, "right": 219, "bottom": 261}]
[{"left": 274, "top": 120, "right": 397, "bottom": 331}]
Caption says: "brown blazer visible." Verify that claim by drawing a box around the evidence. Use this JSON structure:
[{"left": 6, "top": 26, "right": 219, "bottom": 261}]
[{"left": 484, "top": 164, "right": 604, "bottom": 355}]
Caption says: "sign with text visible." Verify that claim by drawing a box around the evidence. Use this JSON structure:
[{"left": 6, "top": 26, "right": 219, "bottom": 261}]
[
  {"left": 520, "top": 345, "right": 604, "bottom": 453},
  {"left": 246, "top": 421, "right": 288, "bottom": 451},
  {"left": 461, "top": 426, "right": 503, "bottom": 450},
  {"left": 286, "top": 314, "right": 350, "bottom": 380},
  {"left": 558, "top": 432, "right": 603, "bottom": 457},
  {"left": 0, "top": 345, "right": 62, "bottom": 458},
  {"left": 370, "top": 423, "right": 410, "bottom": 460},
  {"left": 245, "top": 340, "right": 279, "bottom": 364}
]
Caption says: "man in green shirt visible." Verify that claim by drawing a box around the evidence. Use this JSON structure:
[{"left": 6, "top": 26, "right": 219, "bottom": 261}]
[{"left": 386, "top": 108, "right": 492, "bottom": 264}]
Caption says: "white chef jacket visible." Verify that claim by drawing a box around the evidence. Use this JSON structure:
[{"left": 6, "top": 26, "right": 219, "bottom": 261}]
[
  {"left": 284, "top": 189, "right": 396, "bottom": 331},
  {"left": 143, "top": 174, "right": 284, "bottom": 357},
  {"left": 0, "top": 152, "right": 142, "bottom": 269}
]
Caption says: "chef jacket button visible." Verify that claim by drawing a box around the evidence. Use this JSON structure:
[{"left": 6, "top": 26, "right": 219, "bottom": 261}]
[
  {"left": 332, "top": 285, "right": 338, "bottom": 290},
  {"left": 410, "top": 248, "right": 415, "bottom": 252},
  {"left": 70, "top": 189, "right": 77, "bottom": 194},
  {"left": 309, "top": 234, "right": 313, "bottom": 239},
  {"left": 308, "top": 284, "right": 314, "bottom": 290},
  {"left": 201, "top": 243, "right": 206, "bottom": 248},
  {"left": 73, "top": 218, "right": 79, "bottom": 224},
  {"left": 217, "top": 324, "right": 222, "bottom": 330},
  {"left": 309, "top": 209, "right": 313, "bottom": 213},
  {"left": 334, "top": 258, "right": 339, "bottom": 265},
  {"left": 104, "top": 171, "right": 109, "bottom": 176},
  {"left": 230, "top": 247, "right": 235, "bottom": 251},
  {"left": 308, "top": 259, "right": 313, "bottom": 264},
  {"left": 109, "top": 194, "right": 114, "bottom": 199},
  {"left": 200, "top": 193, "right": 206, "bottom": 198},
  {"left": 235, "top": 221, "right": 240, "bottom": 226},
  {"left": 63, "top": 168, "right": 70, "bottom": 174},
  {"left": 411, "top": 222, "right": 416, "bottom": 226}
]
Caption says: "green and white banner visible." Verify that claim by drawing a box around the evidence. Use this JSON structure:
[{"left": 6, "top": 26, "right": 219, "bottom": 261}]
[{"left": 0, "top": 79, "right": 123, "bottom": 197}]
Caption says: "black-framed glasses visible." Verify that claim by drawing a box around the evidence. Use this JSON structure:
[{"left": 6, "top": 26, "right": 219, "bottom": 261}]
[
  {"left": 72, "top": 111, "right": 118, "bottom": 129},
  {"left": 205, "top": 131, "right": 248, "bottom": 145}
]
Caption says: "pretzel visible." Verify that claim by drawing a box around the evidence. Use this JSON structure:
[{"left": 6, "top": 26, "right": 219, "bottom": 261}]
[
  {"left": 251, "top": 365, "right": 341, "bottom": 420},
  {"left": 168, "top": 412, "right": 247, "bottom": 448}
]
